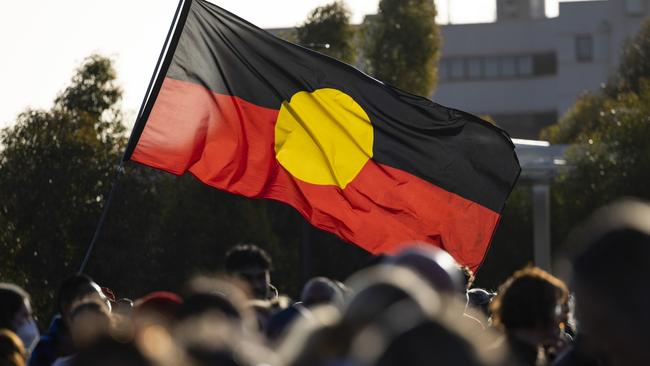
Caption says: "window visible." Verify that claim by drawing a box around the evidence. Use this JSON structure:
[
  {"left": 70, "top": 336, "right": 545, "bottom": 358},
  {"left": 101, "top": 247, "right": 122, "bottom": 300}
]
[
  {"left": 501, "top": 56, "right": 517, "bottom": 77},
  {"left": 450, "top": 59, "right": 465, "bottom": 79},
  {"left": 533, "top": 52, "right": 557, "bottom": 75},
  {"left": 439, "top": 60, "right": 451, "bottom": 81},
  {"left": 516, "top": 55, "right": 533, "bottom": 76},
  {"left": 575, "top": 34, "right": 594, "bottom": 62},
  {"left": 438, "top": 52, "right": 557, "bottom": 82},
  {"left": 625, "top": 0, "right": 645, "bottom": 16},
  {"left": 485, "top": 58, "right": 499, "bottom": 78},
  {"left": 467, "top": 58, "right": 483, "bottom": 79}
]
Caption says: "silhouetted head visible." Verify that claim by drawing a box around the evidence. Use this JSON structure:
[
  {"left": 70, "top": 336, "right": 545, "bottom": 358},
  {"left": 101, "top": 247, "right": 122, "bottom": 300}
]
[
  {"left": 225, "top": 244, "right": 272, "bottom": 300},
  {"left": 567, "top": 199, "right": 650, "bottom": 365},
  {"left": 301, "top": 277, "right": 344, "bottom": 308},
  {"left": 467, "top": 288, "right": 496, "bottom": 317},
  {"left": 57, "top": 275, "right": 107, "bottom": 326},
  {"left": 72, "top": 336, "right": 152, "bottom": 366},
  {"left": 178, "top": 276, "right": 251, "bottom": 325},
  {"left": 386, "top": 245, "right": 465, "bottom": 296},
  {"left": 0, "top": 284, "right": 38, "bottom": 353},
  {"left": 490, "top": 267, "right": 568, "bottom": 346},
  {"left": 68, "top": 301, "right": 112, "bottom": 350}
]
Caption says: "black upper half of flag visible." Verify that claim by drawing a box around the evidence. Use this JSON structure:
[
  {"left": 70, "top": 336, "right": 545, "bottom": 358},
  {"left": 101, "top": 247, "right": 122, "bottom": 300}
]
[{"left": 155, "top": 0, "right": 520, "bottom": 213}]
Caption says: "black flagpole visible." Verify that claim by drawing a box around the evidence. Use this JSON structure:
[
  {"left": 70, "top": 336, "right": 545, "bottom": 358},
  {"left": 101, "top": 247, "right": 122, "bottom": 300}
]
[{"left": 77, "top": 0, "right": 189, "bottom": 274}]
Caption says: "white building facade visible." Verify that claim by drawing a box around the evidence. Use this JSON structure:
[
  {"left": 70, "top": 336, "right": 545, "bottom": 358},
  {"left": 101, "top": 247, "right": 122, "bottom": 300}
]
[{"left": 436, "top": 0, "right": 650, "bottom": 138}]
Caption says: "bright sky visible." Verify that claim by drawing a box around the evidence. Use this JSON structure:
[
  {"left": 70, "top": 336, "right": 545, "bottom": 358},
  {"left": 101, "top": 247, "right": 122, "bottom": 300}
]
[{"left": 0, "top": 0, "right": 584, "bottom": 128}]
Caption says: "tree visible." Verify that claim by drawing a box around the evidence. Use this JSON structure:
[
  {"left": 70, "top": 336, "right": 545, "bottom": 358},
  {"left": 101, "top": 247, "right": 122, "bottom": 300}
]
[
  {"left": 0, "top": 55, "right": 126, "bottom": 317},
  {"left": 615, "top": 18, "right": 650, "bottom": 95},
  {"left": 297, "top": 1, "right": 356, "bottom": 64},
  {"left": 363, "top": 0, "right": 441, "bottom": 96}
]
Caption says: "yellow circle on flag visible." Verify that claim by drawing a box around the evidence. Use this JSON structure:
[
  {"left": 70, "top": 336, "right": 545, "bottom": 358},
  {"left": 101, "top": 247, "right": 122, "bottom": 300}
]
[{"left": 274, "top": 88, "right": 374, "bottom": 189}]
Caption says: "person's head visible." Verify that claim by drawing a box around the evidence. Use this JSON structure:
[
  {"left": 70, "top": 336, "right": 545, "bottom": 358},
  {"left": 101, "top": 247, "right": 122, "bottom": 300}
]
[
  {"left": 466, "top": 288, "right": 496, "bottom": 318},
  {"left": 0, "top": 329, "right": 25, "bottom": 366},
  {"left": 172, "top": 314, "right": 277, "bottom": 366},
  {"left": 0, "top": 284, "right": 38, "bottom": 353},
  {"left": 386, "top": 245, "right": 465, "bottom": 297},
  {"left": 490, "top": 267, "right": 568, "bottom": 345},
  {"left": 68, "top": 301, "right": 112, "bottom": 350},
  {"left": 71, "top": 336, "right": 153, "bottom": 366},
  {"left": 566, "top": 199, "right": 650, "bottom": 365},
  {"left": 300, "top": 277, "right": 344, "bottom": 308},
  {"left": 225, "top": 244, "right": 272, "bottom": 300},
  {"left": 133, "top": 291, "right": 182, "bottom": 335},
  {"left": 178, "top": 276, "right": 250, "bottom": 324},
  {"left": 57, "top": 275, "right": 107, "bottom": 326}
]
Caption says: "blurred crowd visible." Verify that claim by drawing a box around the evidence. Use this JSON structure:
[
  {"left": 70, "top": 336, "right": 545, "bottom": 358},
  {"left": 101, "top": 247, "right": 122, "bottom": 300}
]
[{"left": 1, "top": 199, "right": 649, "bottom": 366}]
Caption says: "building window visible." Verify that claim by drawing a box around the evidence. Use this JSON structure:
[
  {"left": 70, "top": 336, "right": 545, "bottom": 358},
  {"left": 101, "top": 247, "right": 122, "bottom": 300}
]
[
  {"left": 438, "top": 52, "right": 556, "bottom": 83},
  {"left": 484, "top": 58, "right": 499, "bottom": 78},
  {"left": 450, "top": 59, "right": 465, "bottom": 79},
  {"left": 516, "top": 55, "right": 533, "bottom": 76},
  {"left": 501, "top": 56, "right": 517, "bottom": 77},
  {"left": 575, "top": 34, "right": 594, "bottom": 62},
  {"left": 467, "top": 58, "right": 483, "bottom": 79},
  {"left": 533, "top": 52, "right": 557, "bottom": 75},
  {"left": 439, "top": 60, "right": 451, "bottom": 81},
  {"left": 625, "top": 0, "right": 645, "bottom": 16}
]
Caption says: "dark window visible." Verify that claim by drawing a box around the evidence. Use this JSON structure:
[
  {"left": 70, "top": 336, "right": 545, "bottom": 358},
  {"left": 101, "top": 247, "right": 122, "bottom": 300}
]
[
  {"left": 575, "top": 34, "right": 594, "bottom": 62},
  {"left": 533, "top": 52, "right": 557, "bottom": 75},
  {"left": 439, "top": 51, "right": 556, "bottom": 82}
]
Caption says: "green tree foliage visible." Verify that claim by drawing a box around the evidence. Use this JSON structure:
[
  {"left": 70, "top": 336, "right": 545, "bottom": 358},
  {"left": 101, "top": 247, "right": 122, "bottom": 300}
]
[
  {"left": 615, "top": 18, "right": 650, "bottom": 95},
  {"left": 297, "top": 1, "right": 356, "bottom": 64},
  {"left": 0, "top": 55, "right": 126, "bottom": 316},
  {"left": 363, "top": 0, "right": 441, "bottom": 96},
  {"left": 551, "top": 83, "right": 650, "bottom": 240}
]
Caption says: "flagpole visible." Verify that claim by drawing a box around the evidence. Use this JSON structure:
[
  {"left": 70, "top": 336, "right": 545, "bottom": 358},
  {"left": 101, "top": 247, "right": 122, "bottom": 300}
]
[{"left": 77, "top": 0, "right": 190, "bottom": 274}]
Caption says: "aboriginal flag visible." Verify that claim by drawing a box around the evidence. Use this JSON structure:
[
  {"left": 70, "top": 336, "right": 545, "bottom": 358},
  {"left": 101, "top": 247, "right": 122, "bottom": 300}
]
[{"left": 125, "top": 0, "right": 520, "bottom": 270}]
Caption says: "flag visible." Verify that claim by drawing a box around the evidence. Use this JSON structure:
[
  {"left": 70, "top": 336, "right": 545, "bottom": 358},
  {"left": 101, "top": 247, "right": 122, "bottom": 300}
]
[{"left": 125, "top": 0, "right": 520, "bottom": 270}]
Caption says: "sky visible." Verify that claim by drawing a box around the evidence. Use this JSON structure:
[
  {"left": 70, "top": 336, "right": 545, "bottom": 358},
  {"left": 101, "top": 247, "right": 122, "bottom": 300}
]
[{"left": 0, "top": 0, "right": 585, "bottom": 128}]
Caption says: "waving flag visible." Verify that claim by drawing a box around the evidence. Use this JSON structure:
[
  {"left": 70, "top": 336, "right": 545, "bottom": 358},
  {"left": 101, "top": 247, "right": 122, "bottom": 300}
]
[{"left": 125, "top": 0, "right": 520, "bottom": 270}]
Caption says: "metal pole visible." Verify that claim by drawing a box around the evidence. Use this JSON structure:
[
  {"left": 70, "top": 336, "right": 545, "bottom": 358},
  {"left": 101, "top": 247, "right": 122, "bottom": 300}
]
[{"left": 532, "top": 183, "right": 551, "bottom": 271}]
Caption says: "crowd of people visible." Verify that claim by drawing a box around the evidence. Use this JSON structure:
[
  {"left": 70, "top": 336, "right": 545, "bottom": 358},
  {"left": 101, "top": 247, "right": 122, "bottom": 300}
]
[{"left": 1, "top": 199, "right": 649, "bottom": 366}]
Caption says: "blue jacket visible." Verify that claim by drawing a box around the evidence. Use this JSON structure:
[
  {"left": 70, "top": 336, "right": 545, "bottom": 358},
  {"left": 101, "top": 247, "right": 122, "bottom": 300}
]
[{"left": 29, "top": 315, "right": 73, "bottom": 366}]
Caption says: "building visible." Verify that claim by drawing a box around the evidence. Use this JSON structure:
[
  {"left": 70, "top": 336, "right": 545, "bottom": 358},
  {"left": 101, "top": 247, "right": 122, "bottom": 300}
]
[{"left": 436, "top": 0, "right": 650, "bottom": 138}]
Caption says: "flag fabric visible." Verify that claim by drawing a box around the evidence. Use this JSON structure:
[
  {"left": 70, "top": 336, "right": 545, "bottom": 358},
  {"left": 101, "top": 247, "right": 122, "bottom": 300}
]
[{"left": 125, "top": 0, "right": 520, "bottom": 271}]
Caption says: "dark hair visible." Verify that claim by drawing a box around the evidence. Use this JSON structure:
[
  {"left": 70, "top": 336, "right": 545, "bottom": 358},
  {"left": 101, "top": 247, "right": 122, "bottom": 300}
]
[
  {"left": 57, "top": 274, "right": 97, "bottom": 314},
  {"left": 490, "top": 267, "right": 568, "bottom": 331},
  {"left": 0, "top": 284, "right": 29, "bottom": 331},
  {"left": 224, "top": 244, "right": 271, "bottom": 273}
]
